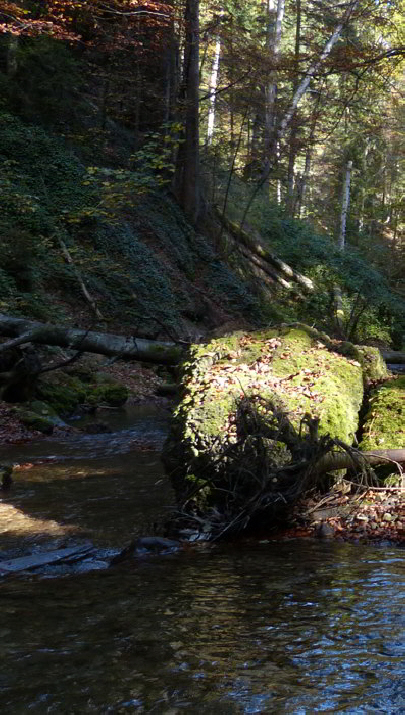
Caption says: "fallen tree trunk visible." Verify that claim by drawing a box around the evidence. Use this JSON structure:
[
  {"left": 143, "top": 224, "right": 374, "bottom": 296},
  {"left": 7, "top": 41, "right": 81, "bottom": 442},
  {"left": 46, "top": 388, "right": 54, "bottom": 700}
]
[
  {"left": 382, "top": 351, "right": 405, "bottom": 365},
  {"left": 215, "top": 208, "right": 315, "bottom": 293},
  {"left": 0, "top": 314, "right": 183, "bottom": 365},
  {"left": 314, "top": 448, "right": 405, "bottom": 474}
]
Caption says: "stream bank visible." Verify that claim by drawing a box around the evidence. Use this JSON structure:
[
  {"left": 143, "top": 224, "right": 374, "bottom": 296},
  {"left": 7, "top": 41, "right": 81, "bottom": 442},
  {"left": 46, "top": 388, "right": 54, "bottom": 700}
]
[{"left": 1, "top": 337, "right": 404, "bottom": 577}]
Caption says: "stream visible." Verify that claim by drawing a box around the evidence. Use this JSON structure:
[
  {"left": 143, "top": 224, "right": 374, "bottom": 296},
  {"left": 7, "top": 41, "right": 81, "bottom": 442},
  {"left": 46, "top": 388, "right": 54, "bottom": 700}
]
[{"left": 1, "top": 406, "right": 404, "bottom": 713}]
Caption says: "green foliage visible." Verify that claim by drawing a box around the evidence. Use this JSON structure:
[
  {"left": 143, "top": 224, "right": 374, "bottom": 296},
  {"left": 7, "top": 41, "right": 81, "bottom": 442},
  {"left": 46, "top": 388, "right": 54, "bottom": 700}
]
[
  {"left": 204, "top": 260, "right": 260, "bottom": 315},
  {"left": 0, "top": 36, "right": 83, "bottom": 125},
  {"left": 78, "top": 124, "right": 184, "bottom": 219},
  {"left": 218, "top": 169, "right": 404, "bottom": 341}
]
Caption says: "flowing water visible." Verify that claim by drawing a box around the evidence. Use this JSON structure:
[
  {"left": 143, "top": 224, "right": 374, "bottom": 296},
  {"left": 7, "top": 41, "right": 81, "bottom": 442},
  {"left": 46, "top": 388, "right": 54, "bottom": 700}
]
[{"left": 0, "top": 406, "right": 404, "bottom": 713}]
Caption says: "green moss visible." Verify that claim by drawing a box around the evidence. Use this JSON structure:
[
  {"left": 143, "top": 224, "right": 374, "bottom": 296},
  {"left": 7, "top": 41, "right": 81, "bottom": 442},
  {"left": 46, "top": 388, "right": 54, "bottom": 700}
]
[
  {"left": 360, "top": 376, "right": 405, "bottom": 451},
  {"left": 14, "top": 408, "right": 54, "bottom": 434},
  {"left": 87, "top": 384, "right": 128, "bottom": 407},
  {"left": 36, "top": 380, "right": 86, "bottom": 415},
  {"left": 356, "top": 346, "right": 389, "bottom": 382},
  {"left": 164, "top": 324, "right": 365, "bottom": 503},
  {"left": 35, "top": 371, "right": 128, "bottom": 415}
]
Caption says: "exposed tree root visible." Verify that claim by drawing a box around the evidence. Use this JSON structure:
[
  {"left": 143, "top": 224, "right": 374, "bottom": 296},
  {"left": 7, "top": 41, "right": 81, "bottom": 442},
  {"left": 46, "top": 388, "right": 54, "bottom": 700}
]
[{"left": 170, "top": 396, "right": 403, "bottom": 541}]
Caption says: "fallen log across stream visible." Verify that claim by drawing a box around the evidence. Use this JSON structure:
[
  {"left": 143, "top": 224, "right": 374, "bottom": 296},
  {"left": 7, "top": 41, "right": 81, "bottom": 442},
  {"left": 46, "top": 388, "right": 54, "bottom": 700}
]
[
  {"left": 0, "top": 314, "right": 183, "bottom": 365},
  {"left": 382, "top": 351, "right": 405, "bottom": 365}
]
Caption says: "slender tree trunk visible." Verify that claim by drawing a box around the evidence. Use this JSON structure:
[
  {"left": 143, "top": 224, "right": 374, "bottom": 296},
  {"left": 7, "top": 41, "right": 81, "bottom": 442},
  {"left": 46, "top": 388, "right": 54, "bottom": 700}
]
[
  {"left": 285, "top": 0, "right": 301, "bottom": 216},
  {"left": 278, "top": 1, "right": 360, "bottom": 143},
  {"left": 338, "top": 160, "right": 352, "bottom": 251},
  {"left": 173, "top": 0, "right": 200, "bottom": 224},
  {"left": 298, "top": 93, "right": 320, "bottom": 217},
  {"left": 206, "top": 26, "right": 222, "bottom": 145},
  {"left": 57, "top": 237, "right": 103, "bottom": 321},
  {"left": 7, "top": 33, "right": 18, "bottom": 77},
  {"left": 262, "top": 0, "right": 285, "bottom": 186},
  {"left": 240, "top": 0, "right": 359, "bottom": 229}
]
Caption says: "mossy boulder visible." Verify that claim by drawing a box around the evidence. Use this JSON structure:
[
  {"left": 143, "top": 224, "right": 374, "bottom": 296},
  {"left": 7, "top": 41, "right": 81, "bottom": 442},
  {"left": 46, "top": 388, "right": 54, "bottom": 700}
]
[
  {"left": 14, "top": 408, "right": 55, "bottom": 435},
  {"left": 28, "top": 400, "right": 67, "bottom": 426},
  {"left": 86, "top": 383, "right": 129, "bottom": 407},
  {"left": 35, "top": 374, "right": 87, "bottom": 415},
  {"left": 355, "top": 346, "right": 389, "bottom": 383},
  {"left": 360, "top": 376, "right": 405, "bottom": 451},
  {"left": 163, "top": 325, "right": 365, "bottom": 501},
  {"left": 35, "top": 371, "right": 128, "bottom": 416}
]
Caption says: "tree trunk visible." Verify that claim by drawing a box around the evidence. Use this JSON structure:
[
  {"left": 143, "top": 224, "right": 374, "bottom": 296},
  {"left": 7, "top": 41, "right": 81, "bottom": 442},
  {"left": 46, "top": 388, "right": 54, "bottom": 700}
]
[
  {"left": 314, "top": 448, "right": 405, "bottom": 475},
  {"left": 215, "top": 210, "right": 314, "bottom": 292},
  {"left": 262, "top": 0, "right": 285, "bottom": 186},
  {"left": 338, "top": 160, "right": 352, "bottom": 251},
  {"left": 277, "top": 1, "right": 360, "bottom": 144},
  {"left": 0, "top": 315, "right": 183, "bottom": 365},
  {"left": 57, "top": 237, "right": 103, "bottom": 320},
  {"left": 285, "top": 0, "right": 301, "bottom": 216},
  {"left": 206, "top": 19, "right": 222, "bottom": 146},
  {"left": 381, "top": 351, "right": 405, "bottom": 365},
  {"left": 173, "top": 0, "right": 200, "bottom": 223},
  {"left": 241, "top": 0, "right": 360, "bottom": 229}
]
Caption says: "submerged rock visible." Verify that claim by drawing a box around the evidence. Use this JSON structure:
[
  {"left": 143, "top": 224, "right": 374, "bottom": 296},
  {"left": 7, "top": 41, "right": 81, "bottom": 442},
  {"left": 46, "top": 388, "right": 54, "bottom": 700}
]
[
  {"left": 0, "top": 464, "right": 13, "bottom": 491},
  {"left": 110, "top": 536, "right": 181, "bottom": 564}
]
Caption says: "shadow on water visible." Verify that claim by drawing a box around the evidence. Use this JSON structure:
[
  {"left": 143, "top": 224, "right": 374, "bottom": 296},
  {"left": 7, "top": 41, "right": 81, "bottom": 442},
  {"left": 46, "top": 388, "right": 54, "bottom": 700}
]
[
  {"left": 0, "top": 405, "right": 173, "bottom": 553},
  {"left": 1, "top": 405, "right": 405, "bottom": 712},
  {"left": 0, "top": 540, "right": 404, "bottom": 713}
]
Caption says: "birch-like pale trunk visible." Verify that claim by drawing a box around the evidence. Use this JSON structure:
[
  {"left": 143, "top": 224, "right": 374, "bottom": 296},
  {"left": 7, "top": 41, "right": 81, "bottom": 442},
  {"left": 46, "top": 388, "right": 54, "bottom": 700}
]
[
  {"left": 338, "top": 160, "right": 353, "bottom": 251},
  {"left": 206, "top": 17, "right": 222, "bottom": 145},
  {"left": 297, "top": 93, "right": 320, "bottom": 217},
  {"left": 358, "top": 139, "right": 370, "bottom": 231},
  {"left": 277, "top": 1, "right": 359, "bottom": 144},
  {"left": 240, "top": 0, "right": 360, "bottom": 228},
  {"left": 286, "top": 0, "right": 302, "bottom": 216},
  {"left": 262, "top": 0, "right": 285, "bottom": 184},
  {"left": 298, "top": 148, "right": 311, "bottom": 217}
]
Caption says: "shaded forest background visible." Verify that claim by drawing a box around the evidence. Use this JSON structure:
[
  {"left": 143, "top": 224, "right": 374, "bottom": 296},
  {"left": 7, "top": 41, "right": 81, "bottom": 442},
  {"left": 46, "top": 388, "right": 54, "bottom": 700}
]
[{"left": 0, "top": 0, "right": 404, "bottom": 347}]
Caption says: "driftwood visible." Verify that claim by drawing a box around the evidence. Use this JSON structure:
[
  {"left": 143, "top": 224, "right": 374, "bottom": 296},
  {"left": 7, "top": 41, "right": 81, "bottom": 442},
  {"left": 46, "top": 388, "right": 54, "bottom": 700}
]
[{"left": 0, "top": 314, "right": 183, "bottom": 365}]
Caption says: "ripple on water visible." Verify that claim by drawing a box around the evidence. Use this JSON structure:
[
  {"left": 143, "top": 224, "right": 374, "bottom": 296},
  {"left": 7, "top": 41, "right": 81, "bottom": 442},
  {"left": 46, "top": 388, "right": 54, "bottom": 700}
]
[
  {"left": 0, "top": 409, "right": 404, "bottom": 713},
  {"left": 1, "top": 541, "right": 402, "bottom": 713}
]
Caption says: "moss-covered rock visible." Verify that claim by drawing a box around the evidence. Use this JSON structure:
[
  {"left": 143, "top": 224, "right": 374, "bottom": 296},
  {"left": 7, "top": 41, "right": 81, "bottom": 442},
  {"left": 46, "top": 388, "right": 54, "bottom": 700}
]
[
  {"left": 28, "top": 400, "right": 67, "bottom": 426},
  {"left": 163, "top": 324, "right": 365, "bottom": 501},
  {"left": 86, "top": 383, "right": 129, "bottom": 407},
  {"left": 355, "top": 346, "right": 389, "bottom": 383},
  {"left": 35, "top": 371, "right": 128, "bottom": 415},
  {"left": 360, "top": 376, "right": 405, "bottom": 451},
  {"left": 35, "top": 375, "right": 87, "bottom": 415},
  {"left": 14, "top": 408, "right": 55, "bottom": 434}
]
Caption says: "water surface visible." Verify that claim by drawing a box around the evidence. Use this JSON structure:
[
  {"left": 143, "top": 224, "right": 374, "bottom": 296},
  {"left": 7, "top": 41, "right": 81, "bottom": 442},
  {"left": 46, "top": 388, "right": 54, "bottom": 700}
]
[{"left": 0, "top": 406, "right": 404, "bottom": 713}]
